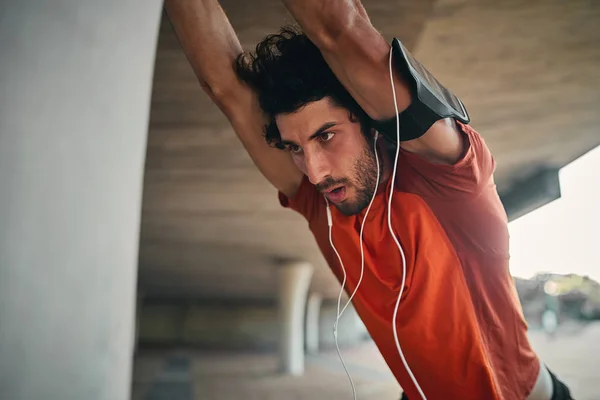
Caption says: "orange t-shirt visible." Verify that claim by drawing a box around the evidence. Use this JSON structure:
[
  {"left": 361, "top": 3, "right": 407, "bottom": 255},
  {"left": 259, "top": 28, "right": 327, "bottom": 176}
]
[{"left": 279, "top": 122, "right": 539, "bottom": 399}]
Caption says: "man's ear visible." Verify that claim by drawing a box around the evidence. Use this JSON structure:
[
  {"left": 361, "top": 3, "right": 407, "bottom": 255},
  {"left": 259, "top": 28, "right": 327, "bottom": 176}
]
[
  {"left": 369, "top": 128, "right": 379, "bottom": 141},
  {"left": 348, "top": 110, "right": 359, "bottom": 124}
]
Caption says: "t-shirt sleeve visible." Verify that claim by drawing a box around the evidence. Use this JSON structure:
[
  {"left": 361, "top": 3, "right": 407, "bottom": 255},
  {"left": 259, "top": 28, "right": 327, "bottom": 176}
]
[
  {"left": 397, "top": 121, "right": 496, "bottom": 199},
  {"left": 278, "top": 175, "right": 322, "bottom": 222}
]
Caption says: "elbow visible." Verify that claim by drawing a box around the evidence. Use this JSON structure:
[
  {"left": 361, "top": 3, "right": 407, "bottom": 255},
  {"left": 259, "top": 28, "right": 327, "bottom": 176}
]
[
  {"left": 201, "top": 80, "right": 239, "bottom": 110},
  {"left": 200, "top": 56, "right": 248, "bottom": 110},
  {"left": 201, "top": 80, "right": 226, "bottom": 101},
  {"left": 204, "top": 80, "right": 256, "bottom": 122}
]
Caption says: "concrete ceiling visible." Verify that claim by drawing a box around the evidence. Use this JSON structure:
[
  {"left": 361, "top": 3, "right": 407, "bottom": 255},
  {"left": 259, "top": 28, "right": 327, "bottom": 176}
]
[
  {"left": 138, "top": 0, "right": 600, "bottom": 301},
  {"left": 416, "top": 0, "right": 600, "bottom": 194}
]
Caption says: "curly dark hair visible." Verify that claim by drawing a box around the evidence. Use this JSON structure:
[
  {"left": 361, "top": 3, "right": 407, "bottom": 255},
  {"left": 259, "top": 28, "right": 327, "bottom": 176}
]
[{"left": 235, "top": 26, "right": 372, "bottom": 149}]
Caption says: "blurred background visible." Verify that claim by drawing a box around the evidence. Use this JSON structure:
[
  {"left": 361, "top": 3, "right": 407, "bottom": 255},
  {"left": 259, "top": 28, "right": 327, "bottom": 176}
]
[{"left": 1, "top": 0, "right": 599, "bottom": 399}]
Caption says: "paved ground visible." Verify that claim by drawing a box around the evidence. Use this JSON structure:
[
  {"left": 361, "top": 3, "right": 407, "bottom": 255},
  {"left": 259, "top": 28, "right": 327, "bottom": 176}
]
[{"left": 132, "top": 321, "right": 600, "bottom": 399}]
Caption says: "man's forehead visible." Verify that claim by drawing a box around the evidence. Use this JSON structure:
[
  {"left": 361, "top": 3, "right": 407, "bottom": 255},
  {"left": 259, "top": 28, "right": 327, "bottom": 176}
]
[
  {"left": 279, "top": 121, "right": 340, "bottom": 148},
  {"left": 277, "top": 100, "right": 349, "bottom": 140}
]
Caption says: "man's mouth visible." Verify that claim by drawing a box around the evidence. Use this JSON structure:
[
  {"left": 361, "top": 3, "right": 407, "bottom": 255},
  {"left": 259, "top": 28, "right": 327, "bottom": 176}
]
[{"left": 324, "top": 185, "right": 347, "bottom": 203}]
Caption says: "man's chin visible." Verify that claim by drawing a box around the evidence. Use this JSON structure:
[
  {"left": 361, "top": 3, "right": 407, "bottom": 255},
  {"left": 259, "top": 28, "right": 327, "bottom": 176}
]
[{"left": 333, "top": 199, "right": 368, "bottom": 216}]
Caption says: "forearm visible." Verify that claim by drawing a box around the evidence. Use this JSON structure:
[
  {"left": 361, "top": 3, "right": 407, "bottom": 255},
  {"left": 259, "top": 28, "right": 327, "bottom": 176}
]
[{"left": 165, "top": 0, "right": 243, "bottom": 104}]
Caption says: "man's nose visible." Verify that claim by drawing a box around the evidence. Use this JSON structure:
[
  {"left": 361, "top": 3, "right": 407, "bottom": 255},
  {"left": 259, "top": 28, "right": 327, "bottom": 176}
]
[{"left": 304, "top": 151, "right": 331, "bottom": 186}]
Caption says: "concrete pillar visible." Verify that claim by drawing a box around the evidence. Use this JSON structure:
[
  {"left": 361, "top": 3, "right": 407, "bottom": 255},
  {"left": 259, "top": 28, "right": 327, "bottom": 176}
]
[
  {"left": 277, "top": 261, "right": 314, "bottom": 375},
  {"left": 0, "top": 1, "right": 162, "bottom": 400},
  {"left": 135, "top": 291, "right": 145, "bottom": 354},
  {"left": 305, "top": 293, "right": 322, "bottom": 355}
]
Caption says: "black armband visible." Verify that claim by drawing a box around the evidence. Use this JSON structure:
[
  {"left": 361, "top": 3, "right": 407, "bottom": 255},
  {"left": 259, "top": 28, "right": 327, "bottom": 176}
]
[{"left": 372, "top": 38, "right": 470, "bottom": 142}]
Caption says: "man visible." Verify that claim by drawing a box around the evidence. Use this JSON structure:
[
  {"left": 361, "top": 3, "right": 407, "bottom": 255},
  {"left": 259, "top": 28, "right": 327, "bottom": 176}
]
[{"left": 165, "top": 0, "right": 572, "bottom": 398}]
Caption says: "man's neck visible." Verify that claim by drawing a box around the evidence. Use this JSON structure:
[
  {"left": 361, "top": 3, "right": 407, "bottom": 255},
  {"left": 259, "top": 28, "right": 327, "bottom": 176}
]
[{"left": 375, "top": 138, "right": 398, "bottom": 194}]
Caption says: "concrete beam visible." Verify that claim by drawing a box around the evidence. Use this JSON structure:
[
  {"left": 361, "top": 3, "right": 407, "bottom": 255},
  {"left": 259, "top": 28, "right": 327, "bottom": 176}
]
[{"left": 500, "top": 168, "right": 561, "bottom": 222}]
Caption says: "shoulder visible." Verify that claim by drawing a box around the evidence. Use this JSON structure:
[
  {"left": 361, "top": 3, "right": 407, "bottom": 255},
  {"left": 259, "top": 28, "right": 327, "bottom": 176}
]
[
  {"left": 395, "top": 121, "right": 496, "bottom": 200},
  {"left": 278, "top": 175, "right": 325, "bottom": 223}
]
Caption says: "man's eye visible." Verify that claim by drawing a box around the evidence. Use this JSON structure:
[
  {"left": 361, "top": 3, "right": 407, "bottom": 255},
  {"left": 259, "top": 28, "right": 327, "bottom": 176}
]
[
  {"left": 288, "top": 144, "right": 302, "bottom": 154},
  {"left": 319, "top": 132, "right": 335, "bottom": 142}
]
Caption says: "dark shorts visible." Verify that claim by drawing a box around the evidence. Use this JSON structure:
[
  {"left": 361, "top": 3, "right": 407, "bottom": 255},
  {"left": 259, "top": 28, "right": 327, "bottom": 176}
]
[
  {"left": 399, "top": 369, "right": 572, "bottom": 400},
  {"left": 548, "top": 368, "right": 573, "bottom": 400}
]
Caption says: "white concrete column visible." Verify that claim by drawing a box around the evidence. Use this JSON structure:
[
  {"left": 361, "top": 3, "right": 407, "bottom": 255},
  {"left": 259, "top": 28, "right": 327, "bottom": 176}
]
[
  {"left": 0, "top": 1, "right": 162, "bottom": 400},
  {"left": 277, "top": 261, "right": 314, "bottom": 375},
  {"left": 135, "top": 291, "right": 145, "bottom": 354},
  {"left": 305, "top": 293, "right": 323, "bottom": 355}
]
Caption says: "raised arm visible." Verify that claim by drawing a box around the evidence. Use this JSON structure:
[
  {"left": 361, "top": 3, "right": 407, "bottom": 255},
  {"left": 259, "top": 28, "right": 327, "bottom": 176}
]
[
  {"left": 281, "top": 0, "right": 465, "bottom": 165},
  {"left": 165, "top": 0, "right": 303, "bottom": 198}
]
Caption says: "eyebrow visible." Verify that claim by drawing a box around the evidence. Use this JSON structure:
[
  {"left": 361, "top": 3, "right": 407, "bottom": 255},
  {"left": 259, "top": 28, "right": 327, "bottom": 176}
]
[{"left": 280, "top": 121, "right": 338, "bottom": 147}]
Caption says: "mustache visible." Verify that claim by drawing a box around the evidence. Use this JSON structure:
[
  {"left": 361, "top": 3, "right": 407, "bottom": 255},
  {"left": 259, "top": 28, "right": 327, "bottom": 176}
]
[{"left": 316, "top": 177, "right": 350, "bottom": 193}]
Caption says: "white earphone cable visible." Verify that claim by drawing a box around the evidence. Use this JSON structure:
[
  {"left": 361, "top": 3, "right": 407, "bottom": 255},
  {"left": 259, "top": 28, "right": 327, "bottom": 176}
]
[
  {"left": 328, "top": 131, "right": 380, "bottom": 400},
  {"left": 326, "top": 200, "right": 357, "bottom": 399},
  {"left": 326, "top": 44, "right": 426, "bottom": 400},
  {"left": 387, "top": 46, "right": 427, "bottom": 400},
  {"left": 338, "top": 133, "right": 381, "bottom": 319}
]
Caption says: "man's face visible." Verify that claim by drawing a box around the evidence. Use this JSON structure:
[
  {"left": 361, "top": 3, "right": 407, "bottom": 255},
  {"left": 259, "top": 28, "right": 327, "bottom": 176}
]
[{"left": 276, "top": 97, "right": 379, "bottom": 216}]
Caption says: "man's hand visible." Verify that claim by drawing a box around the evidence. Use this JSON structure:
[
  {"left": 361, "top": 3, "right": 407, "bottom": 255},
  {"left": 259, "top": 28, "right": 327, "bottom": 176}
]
[
  {"left": 281, "top": 0, "right": 466, "bottom": 165},
  {"left": 165, "top": 0, "right": 303, "bottom": 197}
]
